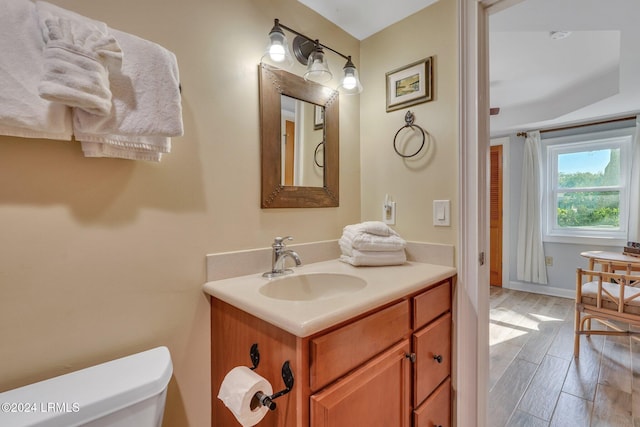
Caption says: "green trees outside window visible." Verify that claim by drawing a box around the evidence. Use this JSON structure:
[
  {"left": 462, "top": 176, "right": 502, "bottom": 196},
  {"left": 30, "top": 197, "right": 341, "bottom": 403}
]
[{"left": 556, "top": 149, "right": 620, "bottom": 228}]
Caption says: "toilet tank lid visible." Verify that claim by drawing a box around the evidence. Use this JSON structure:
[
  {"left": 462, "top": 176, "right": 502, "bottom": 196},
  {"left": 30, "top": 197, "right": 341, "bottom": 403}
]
[{"left": 0, "top": 346, "right": 173, "bottom": 427}]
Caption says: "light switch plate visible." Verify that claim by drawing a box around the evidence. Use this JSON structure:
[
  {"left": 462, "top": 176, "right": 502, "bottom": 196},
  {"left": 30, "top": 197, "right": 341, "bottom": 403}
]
[{"left": 433, "top": 200, "right": 450, "bottom": 226}]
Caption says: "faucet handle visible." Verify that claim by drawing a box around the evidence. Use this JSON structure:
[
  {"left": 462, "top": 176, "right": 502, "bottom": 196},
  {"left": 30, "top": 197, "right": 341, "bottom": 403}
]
[{"left": 274, "top": 236, "right": 293, "bottom": 247}]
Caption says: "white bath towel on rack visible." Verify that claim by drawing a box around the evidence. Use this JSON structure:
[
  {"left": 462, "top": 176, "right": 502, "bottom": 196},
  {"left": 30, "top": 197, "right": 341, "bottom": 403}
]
[
  {"left": 34, "top": 1, "right": 122, "bottom": 117},
  {"left": 0, "top": 0, "right": 72, "bottom": 140},
  {"left": 79, "top": 139, "right": 165, "bottom": 162},
  {"left": 74, "top": 29, "right": 183, "bottom": 161}
]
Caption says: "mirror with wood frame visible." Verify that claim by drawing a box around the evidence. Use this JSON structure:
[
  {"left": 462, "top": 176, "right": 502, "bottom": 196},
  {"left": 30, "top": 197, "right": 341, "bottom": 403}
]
[{"left": 259, "top": 63, "right": 339, "bottom": 208}]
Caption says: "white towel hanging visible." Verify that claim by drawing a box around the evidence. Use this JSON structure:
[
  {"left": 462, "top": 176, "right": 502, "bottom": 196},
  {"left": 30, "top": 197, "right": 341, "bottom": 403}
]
[{"left": 0, "top": 0, "right": 72, "bottom": 140}]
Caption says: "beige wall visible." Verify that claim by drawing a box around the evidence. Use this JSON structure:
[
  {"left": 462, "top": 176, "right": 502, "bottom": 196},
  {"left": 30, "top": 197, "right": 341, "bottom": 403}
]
[
  {"left": 360, "top": 0, "right": 458, "bottom": 245},
  {"left": 0, "top": 0, "right": 459, "bottom": 426},
  {"left": 0, "top": 0, "right": 360, "bottom": 426}
]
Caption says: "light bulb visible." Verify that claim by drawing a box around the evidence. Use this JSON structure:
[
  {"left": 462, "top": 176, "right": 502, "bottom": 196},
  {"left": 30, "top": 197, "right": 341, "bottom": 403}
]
[
  {"left": 310, "top": 59, "right": 324, "bottom": 71},
  {"left": 342, "top": 75, "right": 357, "bottom": 90},
  {"left": 269, "top": 42, "right": 286, "bottom": 62},
  {"left": 338, "top": 57, "right": 362, "bottom": 95},
  {"left": 261, "top": 20, "right": 293, "bottom": 69}
]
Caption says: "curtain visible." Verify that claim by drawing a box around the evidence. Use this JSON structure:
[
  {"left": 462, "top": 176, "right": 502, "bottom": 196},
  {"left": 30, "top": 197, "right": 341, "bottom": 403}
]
[
  {"left": 516, "top": 131, "right": 548, "bottom": 284},
  {"left": 629, "top": 116, "right": 640, "bottom": 242}
]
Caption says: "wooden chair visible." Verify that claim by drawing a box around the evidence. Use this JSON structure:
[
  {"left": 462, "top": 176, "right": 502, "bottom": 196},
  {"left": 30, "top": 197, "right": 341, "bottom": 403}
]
[
  {"left": 574, "top": 268, "right": 640, "bottom": 357},
  {"left": 599, "top": 259, "right": 640, "bottom": 274}
]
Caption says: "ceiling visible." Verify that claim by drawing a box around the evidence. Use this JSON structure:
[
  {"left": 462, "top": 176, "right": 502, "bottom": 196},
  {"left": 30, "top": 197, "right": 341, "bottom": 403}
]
[
  {"left": 489, "top": 0, "right": 640, "bottom": 137},
  {"left": 299, "top": 0, "right": 640, "bottom": 138},
  {"left": 298, "top": 0, "right": 439, "bottom": 40}
]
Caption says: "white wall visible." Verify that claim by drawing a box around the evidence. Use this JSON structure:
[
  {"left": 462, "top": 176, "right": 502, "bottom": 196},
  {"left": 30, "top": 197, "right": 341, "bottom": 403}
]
[
  {"left": 0, "top": 1, "right": 463, "bottom": 426},
  {"left": 0, "top": 1, "right": 361, "bottom": 425},
  {"left": 359, "top": 0, "right": 458, "bottom": 246}
]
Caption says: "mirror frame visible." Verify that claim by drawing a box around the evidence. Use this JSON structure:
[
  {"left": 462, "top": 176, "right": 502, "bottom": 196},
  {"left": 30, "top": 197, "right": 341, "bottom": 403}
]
[{"left": 259, "top": 63, "right": 339, "bottom": 208}]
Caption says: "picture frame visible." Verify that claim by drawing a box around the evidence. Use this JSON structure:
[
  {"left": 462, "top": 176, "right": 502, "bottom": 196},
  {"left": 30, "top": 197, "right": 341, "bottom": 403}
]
[
  {"left": 385, "top": 57, "right": 433, "bottom": 112},
  {"left": 314, "top": 104, "right": 324, "bottom": 130}
]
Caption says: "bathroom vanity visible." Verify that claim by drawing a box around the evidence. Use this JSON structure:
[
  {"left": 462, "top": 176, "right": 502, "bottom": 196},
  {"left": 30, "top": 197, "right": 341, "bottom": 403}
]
[{"left": 204, "top": 260, "right": 456, "bottom": 427}]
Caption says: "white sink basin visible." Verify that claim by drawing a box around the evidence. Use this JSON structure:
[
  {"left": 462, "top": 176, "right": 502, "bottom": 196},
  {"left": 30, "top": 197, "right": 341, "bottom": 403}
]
[
  {"left": 204, "top": 259, "right": 458, "bottom": 336},
  {"left": 259, "top": 273, "right": 367, "bottom": 301}
]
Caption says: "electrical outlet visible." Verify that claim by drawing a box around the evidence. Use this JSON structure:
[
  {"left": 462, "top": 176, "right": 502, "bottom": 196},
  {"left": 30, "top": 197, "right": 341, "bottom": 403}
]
[
  {"left": 382, "top": 201, "right": 396, "bottom": 225},
  {"left": 545, "top": 256, "right": 553, "bottom": 266}
]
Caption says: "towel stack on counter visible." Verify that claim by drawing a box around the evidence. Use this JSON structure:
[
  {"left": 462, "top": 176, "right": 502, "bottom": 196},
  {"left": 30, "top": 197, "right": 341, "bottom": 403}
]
[{"left": 339, "top": 221, "right": 407, "bottom": 266}]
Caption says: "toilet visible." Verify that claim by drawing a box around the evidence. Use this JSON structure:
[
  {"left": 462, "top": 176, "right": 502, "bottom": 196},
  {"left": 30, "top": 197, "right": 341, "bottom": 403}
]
[{"left": 0, "top": 346, "right": 172, "bottom": 427}]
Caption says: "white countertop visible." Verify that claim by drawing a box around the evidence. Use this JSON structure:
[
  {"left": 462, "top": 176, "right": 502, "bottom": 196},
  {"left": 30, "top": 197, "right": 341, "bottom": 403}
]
[{"left": 203, "top": 259, "right": 456, "bottom": 337}]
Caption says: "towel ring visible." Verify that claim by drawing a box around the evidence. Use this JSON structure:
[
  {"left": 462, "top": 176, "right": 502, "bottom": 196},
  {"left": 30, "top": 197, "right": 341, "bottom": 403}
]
[
  {"left": 393, "top": 111, "right": 425, "bottom": 158},
  {"left": 314, "top": 142, "right": 324, "bottom": 168}
]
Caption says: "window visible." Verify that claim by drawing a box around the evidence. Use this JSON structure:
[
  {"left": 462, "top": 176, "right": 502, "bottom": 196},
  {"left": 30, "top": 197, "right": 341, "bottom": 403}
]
[{"left": 543, "top": 128, "right": 634, "bottom": 244}]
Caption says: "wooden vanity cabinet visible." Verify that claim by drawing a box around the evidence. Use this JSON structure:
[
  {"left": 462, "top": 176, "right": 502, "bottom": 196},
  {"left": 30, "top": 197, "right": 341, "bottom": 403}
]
[
  {"left": 412, "top": 279, "right": 452, "bottom": 427},
  {"left": 210, "top": 275, "right": 454, "bottom": 427}
]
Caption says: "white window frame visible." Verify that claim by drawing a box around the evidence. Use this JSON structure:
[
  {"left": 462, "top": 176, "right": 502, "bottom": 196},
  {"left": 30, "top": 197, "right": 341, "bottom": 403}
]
[{"left": 543, "top": 128, "right": 634, "bottom": 246}]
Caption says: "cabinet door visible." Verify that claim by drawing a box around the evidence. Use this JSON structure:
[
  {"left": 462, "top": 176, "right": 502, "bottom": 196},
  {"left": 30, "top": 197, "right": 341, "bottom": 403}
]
[
  {"left": 413, "top": 313, "right": 451, "bottom": 406},
  {"left": 311, "top": 340, "right": 411, "bottom": 427},
  {"left": 414, "top": 378, "right": 451, "bottom": 427}
]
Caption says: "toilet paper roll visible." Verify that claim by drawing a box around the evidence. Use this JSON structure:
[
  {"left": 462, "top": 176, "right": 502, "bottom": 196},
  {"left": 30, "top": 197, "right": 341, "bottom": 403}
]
[{"left": 217, "top": 366, "right": 274, "bottom": 427}]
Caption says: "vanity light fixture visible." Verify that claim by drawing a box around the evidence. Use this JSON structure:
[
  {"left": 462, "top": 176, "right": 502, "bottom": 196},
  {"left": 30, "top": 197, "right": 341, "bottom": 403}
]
[{"left": 262, "top": 19, "right": 363, "bottom": 95}]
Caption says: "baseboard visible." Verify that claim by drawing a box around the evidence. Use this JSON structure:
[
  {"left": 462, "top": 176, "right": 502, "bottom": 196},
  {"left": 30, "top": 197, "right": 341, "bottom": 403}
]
[{"left": 505, "top": 280, "right": 574, "bottom": 299}]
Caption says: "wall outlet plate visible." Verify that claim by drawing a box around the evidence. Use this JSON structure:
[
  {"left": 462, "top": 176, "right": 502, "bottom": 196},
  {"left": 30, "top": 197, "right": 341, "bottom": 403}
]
[{"left": 383, "top": 201, "right": 396, "bottom": 225}]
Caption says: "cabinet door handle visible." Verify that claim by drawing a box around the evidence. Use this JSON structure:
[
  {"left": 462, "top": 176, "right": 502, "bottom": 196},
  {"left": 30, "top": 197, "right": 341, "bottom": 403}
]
[
  {"left": 405, "top": 353, "right": 417, "bottom": 363},
  {"left": 433, "top": 354, "right": 443, "bottom": 363}
]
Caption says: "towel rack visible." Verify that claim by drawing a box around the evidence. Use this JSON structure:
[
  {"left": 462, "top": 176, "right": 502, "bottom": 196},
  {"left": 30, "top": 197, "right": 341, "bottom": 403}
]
[
  {"left": 313, "top": 142, "right": 324, "bottom": 168},
  {"left": 393, "top": 110, "right": 425, "bottom": 158}
]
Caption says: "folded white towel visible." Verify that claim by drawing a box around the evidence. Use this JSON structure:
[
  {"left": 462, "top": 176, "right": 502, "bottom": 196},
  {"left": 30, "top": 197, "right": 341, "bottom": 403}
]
[
  {"left": 339, "top": 249, "right": 407, "bottom": 267},
  {"left": 340, "top": 228, "right": 406, "bottom": 253},
  {"left": 35, "top": 1, "right": 122, "bottom": 116},
  {"left": 80, "top": 140, "right": 164, "bottom": 162},
  {"left": 74, "top": 29, "right": 183, "bottom": 161},
  {"left": 0, "top": 0, "right": 72, "bottom": 140},
  {"left": 343, "top": 221, "right": 399, "bottom": 237}
]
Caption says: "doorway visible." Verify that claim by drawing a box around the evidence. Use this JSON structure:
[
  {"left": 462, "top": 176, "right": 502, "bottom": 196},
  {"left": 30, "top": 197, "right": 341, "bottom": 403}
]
[
  {"left": 490, "top": 145, "right": 503, "bottom": 286},
  {"left": 284, "top": 120, "right": 295, "bottom": 186}
]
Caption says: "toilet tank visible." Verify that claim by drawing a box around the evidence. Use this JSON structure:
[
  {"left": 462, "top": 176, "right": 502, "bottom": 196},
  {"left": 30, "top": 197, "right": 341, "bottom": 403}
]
[{"left": 0, "top": 346, "right": 172, "bottom": 427}]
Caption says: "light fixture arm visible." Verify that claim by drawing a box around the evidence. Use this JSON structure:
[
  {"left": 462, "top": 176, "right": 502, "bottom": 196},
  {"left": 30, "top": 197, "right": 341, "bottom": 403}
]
[
  {"left": 267, "top": 19, "right": 362, "bottom": 93},
  {"left": 274, "top": 19, "right": 351, "bottom": 62}
]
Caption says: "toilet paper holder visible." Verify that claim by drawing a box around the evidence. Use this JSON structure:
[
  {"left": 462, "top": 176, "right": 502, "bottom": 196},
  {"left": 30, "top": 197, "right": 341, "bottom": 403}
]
[
  {"left": 249, "top": 343, "right": 294, "bottom": 411},
  {"left": 249, "top": 343, "right": 260, "bottom": 370}
]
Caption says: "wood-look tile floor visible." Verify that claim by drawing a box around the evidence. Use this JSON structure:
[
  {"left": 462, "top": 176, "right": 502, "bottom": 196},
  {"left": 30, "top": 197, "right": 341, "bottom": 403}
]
[{"left": 489, "top": 286, "right": 639, "bottom": 427}]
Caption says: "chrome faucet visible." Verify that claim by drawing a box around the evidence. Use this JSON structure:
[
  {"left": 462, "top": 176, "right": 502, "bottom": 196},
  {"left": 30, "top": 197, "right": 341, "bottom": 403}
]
[{"left": 262, "top": 236, "right": 302, "bottom": 278}]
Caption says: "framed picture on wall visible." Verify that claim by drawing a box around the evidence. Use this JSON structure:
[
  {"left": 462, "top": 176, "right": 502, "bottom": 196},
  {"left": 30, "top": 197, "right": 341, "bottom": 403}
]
[
  {"left": 385, "top": 57, "right": 433, "bottom": 112},
  {"left": 314, "top": 105, "right": 324, "bottom": 130}
]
